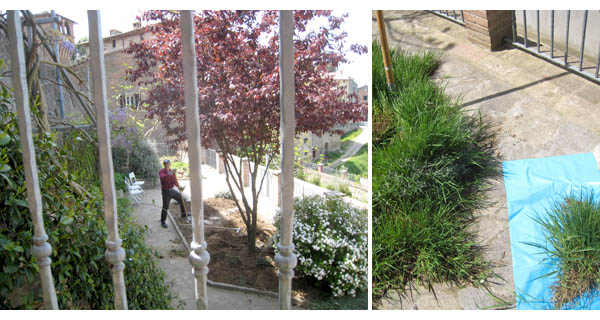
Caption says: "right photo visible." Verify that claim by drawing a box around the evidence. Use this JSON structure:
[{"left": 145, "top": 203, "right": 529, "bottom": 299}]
[{"left": 372, "top": 10, "right": 600, "bottom": 310}]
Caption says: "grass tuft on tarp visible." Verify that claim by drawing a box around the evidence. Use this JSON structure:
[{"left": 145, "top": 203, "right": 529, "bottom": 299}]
[{"left": 526, "top": 192, "right": 600, "bottom": 308}]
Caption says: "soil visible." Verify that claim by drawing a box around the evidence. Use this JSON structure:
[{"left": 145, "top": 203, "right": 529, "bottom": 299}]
[{"left": 170, "top": 198, "right": 327, "bottom": 303}]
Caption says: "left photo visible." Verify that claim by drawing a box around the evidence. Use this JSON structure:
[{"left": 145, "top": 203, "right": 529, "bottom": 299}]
[{"left": 0, "top": 9, "right": 369, "bottom": 310}]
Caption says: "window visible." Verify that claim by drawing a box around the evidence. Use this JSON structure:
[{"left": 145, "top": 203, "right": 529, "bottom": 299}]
[
  {"left": 65, "top": 24, "right": 71, "bottom": 36},
  {"left": 303, "top": 137, "right": 308, "bottom": 143},
  {"left": 119, "top": 93, "right": 140, "bottom": 110},
  {"left": 312, "top": 149, "right": 316, "bottom": 160},
  {"left": 140, "top": 33, "right": 144, "bottom": 41},
  {"left": 325, "top": 142, "right": 328, "bottom": 154},
  {"left": 112, "top": 40, "right": 116, "bottom": 48},
  {"left": 363, "top": 95, "right": 367, "bottom": 101}
]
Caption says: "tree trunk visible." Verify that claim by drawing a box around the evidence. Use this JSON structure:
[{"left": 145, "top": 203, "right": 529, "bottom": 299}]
[{"left": 247, "top": 224, "right": 256, "bottom": 253}]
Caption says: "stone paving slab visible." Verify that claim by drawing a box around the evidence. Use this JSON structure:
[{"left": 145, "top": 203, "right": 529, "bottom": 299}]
[{"left": 373, "top": 10, "right": 600, "bottom": 310}]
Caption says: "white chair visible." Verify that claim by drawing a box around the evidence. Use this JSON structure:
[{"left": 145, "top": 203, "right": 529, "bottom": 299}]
[
  {"left": 125, "top": 178, "right": 143, "bottom": 204},
  {"left": 129, "top": 172, "right": 145, "bottom": 188}
]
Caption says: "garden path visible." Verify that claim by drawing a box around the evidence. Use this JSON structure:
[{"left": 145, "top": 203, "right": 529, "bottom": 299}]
[
  {"left": 328, "top": 122, "right": 370, "bottom": 168},
  {"left": 129, "top": 164, "right": 284, "bottom": 309},
  {"left": 374, "top": 10, "right": 600, "bottom": 310}
]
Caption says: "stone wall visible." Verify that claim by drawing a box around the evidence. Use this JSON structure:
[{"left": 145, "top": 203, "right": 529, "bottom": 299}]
[
  {"left": 296, "top": 131, "right": 342, "bottom": 162},
  {"left": 303, "top": 167, "right": 368, "bottom": 203}
]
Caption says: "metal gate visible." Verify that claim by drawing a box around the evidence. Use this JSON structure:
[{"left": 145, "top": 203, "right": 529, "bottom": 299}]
[
  {"left": 205, "top": 148, "right": 217, "bottom": 168},
  {"left": 429, "top": 10, "right": 465, "bottom": 25}
]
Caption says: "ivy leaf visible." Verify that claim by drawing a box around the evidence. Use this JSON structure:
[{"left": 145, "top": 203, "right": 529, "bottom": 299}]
[
  {"left": 0, "top": 130, "right": 10, "bottom": 146},
  {"left": 13, "top": 199, "right": 28, "bottom": 208},
  {"left": 60, "top": 216, "right": 74, "bottom": 225},
  {"left": 13, "top": 246, "right": 24, "bottom": 252},
  {"left": 4, "top": 265, "right": 19, "bottom": 274},
  {"left": 0, "top": 163, "right": 11, "bottom": 173}
]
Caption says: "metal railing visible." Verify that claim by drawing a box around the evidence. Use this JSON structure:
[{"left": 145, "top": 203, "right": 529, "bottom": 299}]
[
  {"left": 509, "top": 10, "right": 600, "bottom": 84},
  {"left": 429, "top": 10, "right": 465, "bottom": 25},
  {"left": 205, "top": 148, "right": 217, "bottom": 168}
]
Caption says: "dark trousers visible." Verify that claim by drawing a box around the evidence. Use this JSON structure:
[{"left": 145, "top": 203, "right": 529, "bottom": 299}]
[{"left": 161, "top": 188, "right": 186, "bottom": 222}]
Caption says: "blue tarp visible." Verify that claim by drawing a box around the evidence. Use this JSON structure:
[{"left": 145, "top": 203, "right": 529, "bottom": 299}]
[{"left": 503, "top": 152, "right": 600, "bottom": 309}]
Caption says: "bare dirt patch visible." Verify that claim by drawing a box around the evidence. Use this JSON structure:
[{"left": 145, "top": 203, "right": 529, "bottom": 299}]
[{"left": 170, "top": 198, "right": 325, "bottom": 303}]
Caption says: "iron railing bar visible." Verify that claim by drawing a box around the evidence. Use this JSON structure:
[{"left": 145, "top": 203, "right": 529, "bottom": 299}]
[
  {"left": 452, "top": 10, "right": 457, "bottom": 20},
  {"left": 180, "top": 10, "right": 210, "bottom": 310},
  {"left": 428, "top": 10, "right": 466, "bottom": 26},
  {"left": 7, "top": 10, "right": 59, "bottom": 310},
  {"left": 523, "top": 10, "right": 528, "bottom": 48},
  {"left": 275, "top": 10, "right": 297, "bottom": 310},
  {"left": 512, "top": 10, "right": 517, "bottom": 43},
  {"left": 551, "top": 10, "right": 554, "bottom": 58},
  {"left": 461, "top": 10, "right": 464, "bottom": 23},
  {"left": 579, "top": 10, "right": 588, "bottom": 71},
  {"left": 507, "top": 38, "right": 600, "bottom": 85},
  {"left": 88, "top": 10, "right": 128, "bottom": 310},
  {"left": 536, "top": 10, "right": 540, "bottom": 53},
  {"left": 596, "top": 39, "right": 600, "bottom": 78},
  {"left": 565, "top": 10, "right": 570, "bottom": 65}
]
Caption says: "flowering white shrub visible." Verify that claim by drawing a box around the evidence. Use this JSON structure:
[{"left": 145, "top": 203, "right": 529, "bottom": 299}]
[{"left": 274, "top": 195, "right": 368, "bottom": 297}]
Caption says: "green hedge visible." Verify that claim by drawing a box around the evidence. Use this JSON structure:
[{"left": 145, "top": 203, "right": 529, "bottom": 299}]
[{"left": 0, "top": 87, "right": 176, "bottom": 309}]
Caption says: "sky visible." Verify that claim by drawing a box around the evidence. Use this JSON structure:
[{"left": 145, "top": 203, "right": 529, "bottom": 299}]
[{"left": 46, "top": 9, "right": 371, "bottom": 88}]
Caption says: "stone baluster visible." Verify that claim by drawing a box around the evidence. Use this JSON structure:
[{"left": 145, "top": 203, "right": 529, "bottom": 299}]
[
  {"left": 180, "top": 10, "right": 210, "bottom": 310},
  {"left": 275, "top": 10, "right": 297, "bottom": 310},
  {"left": 87, "top": 10, "right": 128, "bottom": 310},
  {"left": 7, "top": 10, "right": 59, "bottom": 310}
]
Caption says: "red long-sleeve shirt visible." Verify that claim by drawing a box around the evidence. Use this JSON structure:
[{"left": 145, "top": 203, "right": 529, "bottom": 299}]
[{"left": 159, "top": 168, "right": 178, "bottom": 190}]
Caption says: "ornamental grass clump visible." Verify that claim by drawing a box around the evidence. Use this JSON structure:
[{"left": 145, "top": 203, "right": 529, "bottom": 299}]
[
  {"left": 527, "top": 192, "right": 600, "bottom": 308},
  {"left": 372, "top": 41, "right": 501, "bottom": 298},
  {"left": 275, "top": 196, "right": 368, "bottom": 297}
]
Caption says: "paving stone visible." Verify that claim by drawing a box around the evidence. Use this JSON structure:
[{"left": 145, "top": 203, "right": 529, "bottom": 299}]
[{"left": 457, "top": 287, "right": 496, "bottom": 310}]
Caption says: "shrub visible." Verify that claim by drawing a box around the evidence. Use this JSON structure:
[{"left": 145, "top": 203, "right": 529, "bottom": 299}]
[
  {"left": 111, "top": 145, "right": 130, "bottom": 173},
  {"left": 337, "top": 184, "right": 351, "bottom": 197},
  {"left": 130, "top": 140, "right": 160, "bottom": 180},
  {"left": 114, "top": 172, "right": 127, "bottom": 193},
  {"left": 309, "top": 175, "right": 321, "bottom": 186},
  {"left": 274, "top": 196, "right": 367, "bottom": 297},
  {"left": 324, "top": 184, "right": 336, "bottom": 191},
  {"left": 60, "top": 129, "right": 99, "bottom": 187},
  {"left": 0, "top": 89, "right": 176, "bottom": 309},
  {"left": 170, "top": 161, "right": 188, "bottom": 173},
  {"left": 113, "top": 140, "right": 160, "bottom": 182},
  {"left": 214, "top": 191, "right": 234, "bottom": 200},
  {"left": 295, "top": 167, "right": 307, "bottom": 181},
  {"left": 324, "top": 150, "right": 342, "bottom": 164}
]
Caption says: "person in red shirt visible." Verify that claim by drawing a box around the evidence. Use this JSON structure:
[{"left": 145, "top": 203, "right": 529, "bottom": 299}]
[{"left": 158, "top": 159, "right": 188, "bottom": 228}]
